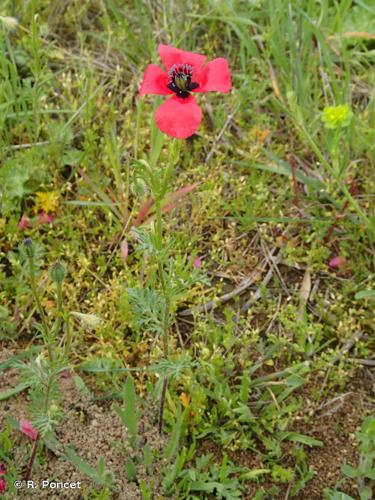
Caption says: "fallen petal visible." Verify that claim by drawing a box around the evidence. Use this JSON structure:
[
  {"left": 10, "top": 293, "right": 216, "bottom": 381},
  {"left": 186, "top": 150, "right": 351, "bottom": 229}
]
[
  {"left": 18, "top": 215, "right": 31, "bottom": 231},
  {"left": 329, "top": 256, "right": 344, "bottom": 268},
  {"left": 19, "top": 418, "right": 38, "bottom": 441},
  {"left": 193, "top": 256, "right": 202, "bottom": 269},
  {"left": 38, "top": 211, "right": 54, "bottom": 225}
]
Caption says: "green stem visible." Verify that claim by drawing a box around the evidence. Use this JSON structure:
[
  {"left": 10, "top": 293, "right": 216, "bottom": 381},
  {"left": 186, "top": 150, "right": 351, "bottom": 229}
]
[
  {"left": 54, "top": 281, "right": 63, "bottom": 337},
  {"left": 27, "top": 256, "right": 53, "bottom": 363},
  {"left": 154, "top": 196, "right": 170, "bottom": 434},
  {"left": 64, "top": 313, "right": 72, "bottom": 358}
]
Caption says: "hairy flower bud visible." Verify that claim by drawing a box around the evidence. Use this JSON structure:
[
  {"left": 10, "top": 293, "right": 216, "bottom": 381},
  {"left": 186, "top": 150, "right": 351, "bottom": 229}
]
[
  {"left": 23, "top": 238, "right": 35, "bottom": 258},
  {"left": 49, "top": 261, "right": 66, "bottom": 284}
]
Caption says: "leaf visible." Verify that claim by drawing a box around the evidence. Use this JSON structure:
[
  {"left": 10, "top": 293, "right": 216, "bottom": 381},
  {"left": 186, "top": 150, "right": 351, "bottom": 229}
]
[
  {"left": 355, "top": 290, "right": 375, "bottom": 300},
  {"left": 0, "top": 381, "right": 31, "bottom": 401},
  {"left": 73, "top": 375, "right": 92, "bottom": 398},
  {"left": 125, "top": 458, "right": 137, "bottom": 481},
  {"left": 341, "top": 463, "right": 357, "bottom": 479},
  {"left": 190, "top": 480, "right": 221, "bottom": 492},
  {"left": 279, "top": 431, "right": 323, "bottom": 447},
  {"left": 0, "top": 346, "right": 43, "bottom": 372},
  {"left": 133, "top": 183, "right": 199, "bottom": 227},
  {"left": 164, "top": 406, "right": 185, "bottom": 461},
  {"left": 133, "top": 197, "right": 154, "bottom": 226},
  {"left": 239, "top": 469, "right": 270, "bottom": 480},
  {"left": 64, "top": 447, "right": 105, "bottom": 485},
  {"left": 359, "top": 486, "right": 373, "bottom": 500},
  {"left": 115, "top": 375, "right": 138, "bottom": 447}
]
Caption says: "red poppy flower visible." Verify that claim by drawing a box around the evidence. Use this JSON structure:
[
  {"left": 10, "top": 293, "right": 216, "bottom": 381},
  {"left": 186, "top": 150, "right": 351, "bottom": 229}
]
[
  {"left": 0, "top": 478, "right": 5, "bottom": 492},
  {"left": 139, "top": 44, "right": 231, "bottom": 139}
]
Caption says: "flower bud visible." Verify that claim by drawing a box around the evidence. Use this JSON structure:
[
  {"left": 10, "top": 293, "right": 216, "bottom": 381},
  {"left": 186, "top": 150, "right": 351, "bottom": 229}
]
[
  {"left": 23, "top": 238, "right": 35, "bottom": 258},
  {"left": 49, "top": 261, "right": 66, "bottom": 284}
]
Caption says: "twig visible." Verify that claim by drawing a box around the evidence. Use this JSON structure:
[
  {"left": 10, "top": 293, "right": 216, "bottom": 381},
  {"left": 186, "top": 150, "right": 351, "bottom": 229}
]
[
  {"left": 206, "top": 107, "right": 238, "bottom": 162},
  {"left": 348, "top": 358, "right": 375, "bottom": 367},
  {"left": 178, "top": 260, "right": 266, "bottom": 317},
  {"left": 11, "top": 141, "right": 50, "bottom": 150},
  {"left": 241, "top": 250, "right": 283, "bottom": 314}
]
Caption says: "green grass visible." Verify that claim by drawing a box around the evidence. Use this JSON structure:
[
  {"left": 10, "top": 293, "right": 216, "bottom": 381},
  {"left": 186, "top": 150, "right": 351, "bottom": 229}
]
[{"left": 0, "top": 0, "right": 374, "bottom": 498}]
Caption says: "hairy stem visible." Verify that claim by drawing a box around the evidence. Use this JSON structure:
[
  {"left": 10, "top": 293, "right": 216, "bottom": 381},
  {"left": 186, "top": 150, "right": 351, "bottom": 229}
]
[
  {"left": 155, "top": 197, "right": 170, "bottom": 434},
  {"left": 27, "top": 255, "right": 53, "bottom": 363},
  {"left": 23, "top": 435, "right": 40, "bottom": 482}
]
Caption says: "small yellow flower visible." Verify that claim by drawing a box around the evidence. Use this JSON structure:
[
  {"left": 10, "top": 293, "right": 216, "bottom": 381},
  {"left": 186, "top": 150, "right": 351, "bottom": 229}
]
[
  {"left": 322, "top": 104, "right": 353, "bottom": 129},
  {"left": 35, "top": 191, "right": 59, "bottom": 213}
]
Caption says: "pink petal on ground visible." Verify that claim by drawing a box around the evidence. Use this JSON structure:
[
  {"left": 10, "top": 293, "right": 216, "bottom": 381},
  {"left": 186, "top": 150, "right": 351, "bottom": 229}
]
[
  {"left": 195, "top": 58, "right": 232, "bottom": 93},
  {"left": 329, "top": 256, "right": 344, "bottom": 268},
  {"left": 156, "top": 95, "right": 202, "bottom": 139},
  {"left": 19, "top": 418, "right": 38, "bottom": 440},
  {"left": 139, "top": 64, "right": 171, "bottom": 96},
  {"left": 18, "top": 215, "right": 31, "bottom": 231},
  {"left": 38, "top": 211, "right": 54, "bottom": 225},
  {"left": 0, "top": 478, "right": 5, "bottom": 492},
  {"left": 193, "top": 256, "right": 202, "bottom": 269},
  {"left": 158, "top": 44, "right": 206, "bottom": 72}
]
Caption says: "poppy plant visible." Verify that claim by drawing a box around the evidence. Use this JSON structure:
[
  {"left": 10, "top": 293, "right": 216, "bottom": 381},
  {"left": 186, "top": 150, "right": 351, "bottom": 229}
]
[{"left": 139, "top": 44, "right": 231, "bottom": 139}]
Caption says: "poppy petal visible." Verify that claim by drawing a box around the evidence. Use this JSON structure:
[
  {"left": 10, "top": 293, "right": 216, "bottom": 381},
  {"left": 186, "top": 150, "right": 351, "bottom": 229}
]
[
  {"left": 156, "top": 95, "right": 202, "bottom": 139},
  {"left": 158, "top": 44, "right": 206, "bottom": 72},
  {"left": 195, "top": 58, "right": 231, "bottom": 93},
  {"left": 139, "top": 64, "right": 171, "bottom": 96}
]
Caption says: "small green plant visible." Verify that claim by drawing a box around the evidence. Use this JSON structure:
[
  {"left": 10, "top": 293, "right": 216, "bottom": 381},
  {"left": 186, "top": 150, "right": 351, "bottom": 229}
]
[
  {"left": 324, "top": 416, "right": 375, "bottom": 500},
  {"left": 341, "top": 416, "right": 375, "bottom": 500},
  {"left": 13, "top": 238, "right": 70, "bottom": 478}
]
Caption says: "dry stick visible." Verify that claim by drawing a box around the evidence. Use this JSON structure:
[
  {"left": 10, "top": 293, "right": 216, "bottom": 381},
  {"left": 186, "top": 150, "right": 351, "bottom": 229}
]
[
  {"left": 348, "top": 358, "right": 375, "bottom": 367},
  {"left": 261, "top": 242, "right": 290, "bottom": 298},
  {"left": 178, "top": 262, "right": 266, "bottom": 317},
  {"left": 241, "top": 250, "right": 283, "bottom": 314},
  {"left": 206, "top": 108, "right": 237, "bottom": 162}
]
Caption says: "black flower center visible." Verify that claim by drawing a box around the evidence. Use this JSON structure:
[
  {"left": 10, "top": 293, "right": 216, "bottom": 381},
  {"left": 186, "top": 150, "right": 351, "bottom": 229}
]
[{"left": 167, "top": 64, "right": 199, "bottom": 98}]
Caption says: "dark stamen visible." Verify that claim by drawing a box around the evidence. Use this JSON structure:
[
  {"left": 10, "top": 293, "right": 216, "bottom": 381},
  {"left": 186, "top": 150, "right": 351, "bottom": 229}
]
[{"left": 167, "top": 64, "right": 199, "bottom": 98}]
